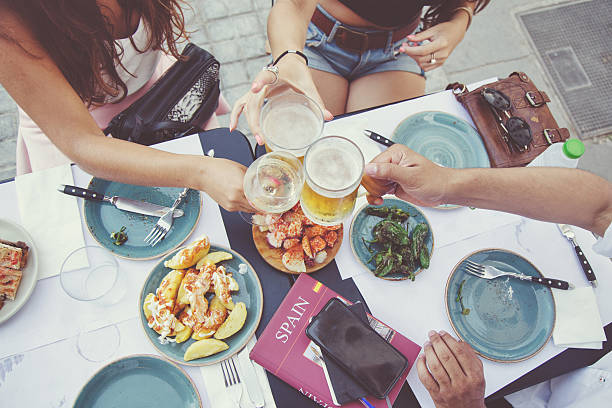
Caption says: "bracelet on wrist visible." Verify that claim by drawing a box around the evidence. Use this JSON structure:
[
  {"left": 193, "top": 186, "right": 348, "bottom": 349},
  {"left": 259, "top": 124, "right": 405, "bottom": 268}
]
[
  {"left": 272, "top": 50, "right": 308, "bottom": 67},
  {"left": 451, "top": 6, "right": 473, "bottom": 31}
]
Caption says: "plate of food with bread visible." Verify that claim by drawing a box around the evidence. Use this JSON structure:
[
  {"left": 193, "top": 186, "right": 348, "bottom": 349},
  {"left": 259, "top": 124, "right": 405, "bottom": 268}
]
[
  {"left": 139, "top": 235, "right": 263, "bottom": 366},
  {"left": 252, "top": 203, "right": 343, "bottom": 274},
  {"left": 0, "top": 218, "right": 39, "bottom": 324}
]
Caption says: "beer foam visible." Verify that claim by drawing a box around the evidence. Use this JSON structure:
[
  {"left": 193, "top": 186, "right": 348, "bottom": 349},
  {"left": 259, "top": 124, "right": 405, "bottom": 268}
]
[
  {"left": 263, "top": 104, "right": 321, "bottom": 149},
  {"left": 307, "top": 147, "right": 361, "bottom": 190}
]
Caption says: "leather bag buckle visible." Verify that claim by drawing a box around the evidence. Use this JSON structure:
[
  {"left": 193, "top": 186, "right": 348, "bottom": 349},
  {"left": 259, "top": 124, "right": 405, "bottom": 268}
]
[{"left": 526, "top": 91, "right": 545, "bottom": 108}]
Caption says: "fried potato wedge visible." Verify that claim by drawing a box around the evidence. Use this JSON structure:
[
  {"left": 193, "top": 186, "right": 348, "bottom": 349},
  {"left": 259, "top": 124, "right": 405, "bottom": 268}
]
[
  {"left": 157, "top": 269, "right": 185, "bottom": 304},
  {"left": 195, "top": 251, "right": 233, "bottom": 269},
  {"left": 164, "top": 235, "right": 210, "bottom": 269},
  {"left": 184, "top": 339, "right": 229, "bottom": 361},
  {"left": 176, "top": 268, "right": 199, "bottom": 307},
  {"left": 175, "top": 325, "right": 193, "bottom": 343},
  {"left": 206, "top": 276, "right": 239, "bottom": 293},
  {"left": 191, "top": 329, "right": 215, "bottom": 341},
  {"left": 214, "top": 302, "right": 247, "bottom": 340},
  {"left": 143, "top": 293, "right": 155, "bottom": 320}
]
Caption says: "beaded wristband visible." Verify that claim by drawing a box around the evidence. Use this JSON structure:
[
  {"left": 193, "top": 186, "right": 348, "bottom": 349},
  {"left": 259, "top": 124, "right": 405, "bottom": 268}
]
[{"left": 272, "top": 50, "right": 309, "bottom": 67}]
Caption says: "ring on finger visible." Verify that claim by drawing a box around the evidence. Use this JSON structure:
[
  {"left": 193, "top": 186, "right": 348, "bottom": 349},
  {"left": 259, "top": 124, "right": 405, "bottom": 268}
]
[
  {"left": 262, "top": 65, "right": 279, "bottom": 85},
  {"left": 429, "top": 53, "right": 437, "bottom": 64}
]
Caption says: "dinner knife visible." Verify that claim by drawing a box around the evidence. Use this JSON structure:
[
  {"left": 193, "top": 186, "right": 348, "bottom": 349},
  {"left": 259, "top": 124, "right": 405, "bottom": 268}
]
[
  {"left": 363, "top": 129, "right": 395, "bottom": 147},
  {"left": 237, "top": 344, "right": 265, "bottom": 407},
  {"left": 558, "top": 224, "right": 597, "bottom": 287},
  {"left": 58, "top": 184, "right": 184, "bottom": 218}
]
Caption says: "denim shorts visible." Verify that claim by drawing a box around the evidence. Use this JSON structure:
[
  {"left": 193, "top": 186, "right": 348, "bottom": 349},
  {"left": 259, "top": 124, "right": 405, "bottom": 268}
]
[{"left": 302, "top": 6, "right": 425, "bottom": 81}]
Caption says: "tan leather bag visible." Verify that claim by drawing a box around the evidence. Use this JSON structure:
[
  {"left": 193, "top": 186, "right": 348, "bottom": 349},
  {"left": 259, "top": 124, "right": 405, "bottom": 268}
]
[{"left": 447, "top": 72, "right": 570, "bottom": 168}]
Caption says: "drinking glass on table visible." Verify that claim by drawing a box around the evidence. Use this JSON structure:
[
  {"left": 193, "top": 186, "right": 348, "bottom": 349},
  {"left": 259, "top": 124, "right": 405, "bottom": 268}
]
[
  {"left": 300, "top": 136, "right": 365, "bottom": 226},
  {"left": 241, "top": 151, "right": 305, "bottom": 225},
  {"left": 260, "top": 92, "right": 324, "bottom": 158},
  {"left": 60, "top": 245, "right": 126, "bottom": 305}
]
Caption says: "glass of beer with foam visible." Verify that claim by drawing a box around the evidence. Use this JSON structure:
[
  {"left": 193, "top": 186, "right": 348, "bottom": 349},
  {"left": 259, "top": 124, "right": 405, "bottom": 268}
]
[
  {"left": 260, "top": 92, "right": 324, "bottom": 158},
  {"left": 300, "top": 136, "right": 364, "bottom": 226}
]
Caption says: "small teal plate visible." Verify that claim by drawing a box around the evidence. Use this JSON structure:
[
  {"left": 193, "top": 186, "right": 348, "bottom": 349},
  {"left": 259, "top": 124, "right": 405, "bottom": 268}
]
[
  {"left": 84, "top": 178, "right": 201, "bottom": 260},
  {"left": 445, "top": 249, "right": 555, "bottom": 363},
  {"left": 74, "top": 354, "right": 201, "bottom": 408},
  {"left": 391, "top": 111, "right": 490, "bottom": 169},
  {"left": 350, "top": 198, "right": 434, "bottom": 281},
  {"left": 139, "top": 244, "right": 264, "bottom": 366}
]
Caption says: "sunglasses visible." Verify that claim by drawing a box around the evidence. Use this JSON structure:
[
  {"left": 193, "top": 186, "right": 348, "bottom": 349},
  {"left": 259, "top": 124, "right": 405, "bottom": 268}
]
[{"left": 481, "top": 88, "right": 532, "bottom": 152}]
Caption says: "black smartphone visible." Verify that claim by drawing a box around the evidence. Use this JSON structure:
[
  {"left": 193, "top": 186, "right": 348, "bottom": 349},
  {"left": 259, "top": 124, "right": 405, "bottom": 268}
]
[{"left": 305, "top": 298, "right": 408, "bottom": 399}]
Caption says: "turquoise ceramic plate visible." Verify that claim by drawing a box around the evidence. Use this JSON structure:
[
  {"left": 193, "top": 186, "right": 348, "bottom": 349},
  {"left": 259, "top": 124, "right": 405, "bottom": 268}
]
[
  {"left": 391, "top": 111, "right": 490, "bottom": 169},
  {"left": 392, "top": 111, "right": 489, "bottom": 210},
  {"left": 350, "top": 198, "right": 434, "bottom": 281},
  {"left": 74, "top": 354, "right": 201, "bottom": 407},
  {"left": 139, "top": 244, "right": 263, "bottom": 366},
  {"left": 84, "top": 178, "right": 201, "bottom": 260},
  {"left": 445, "top": 249, "right": 555, "bottom": 363}
]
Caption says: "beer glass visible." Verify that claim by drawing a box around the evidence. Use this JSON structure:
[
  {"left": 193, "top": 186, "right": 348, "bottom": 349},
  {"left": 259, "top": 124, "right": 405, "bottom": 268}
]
[
  {"left": 260, "top": 92, "right": 324, "bottom": 158},
  {"left": 300, "top": 136, "right": 364, "bottom": 226},
  {"left": 242, "top": 151, "right": 304, "bottom": 224}
]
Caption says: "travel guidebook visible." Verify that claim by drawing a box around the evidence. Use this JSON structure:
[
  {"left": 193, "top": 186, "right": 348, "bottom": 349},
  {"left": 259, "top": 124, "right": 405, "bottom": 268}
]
[{"left": 250, "top": 274, "right": 421, "bottom": 407}]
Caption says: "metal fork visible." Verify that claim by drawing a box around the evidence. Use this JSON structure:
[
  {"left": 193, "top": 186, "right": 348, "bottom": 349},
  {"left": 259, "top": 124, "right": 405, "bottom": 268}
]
[
  {"left": 221, "top": 358, "right": 243, "bottom": 407},
  {"left": 464, "top": 260, "right": 573, "bottom": 290},
  {"left": 144, "top": 187, "right": 189, "bottom": 246}
]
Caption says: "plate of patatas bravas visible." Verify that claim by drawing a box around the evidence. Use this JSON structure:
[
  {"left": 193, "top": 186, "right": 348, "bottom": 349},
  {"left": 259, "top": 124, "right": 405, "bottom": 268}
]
[{"left": 139, "top": 235, "right": 263, "bottom": 366}]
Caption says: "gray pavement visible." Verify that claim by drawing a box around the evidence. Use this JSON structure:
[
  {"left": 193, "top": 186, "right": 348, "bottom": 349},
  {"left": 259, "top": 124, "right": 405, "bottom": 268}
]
[{"left": 0, "top": 0, "right": 610, "bottom": 181}]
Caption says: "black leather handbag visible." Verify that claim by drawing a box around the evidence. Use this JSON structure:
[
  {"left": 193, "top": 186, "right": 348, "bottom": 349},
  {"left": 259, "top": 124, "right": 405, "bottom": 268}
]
[{"left": 103, "top": 43, "right": 220, "bottom": 146}]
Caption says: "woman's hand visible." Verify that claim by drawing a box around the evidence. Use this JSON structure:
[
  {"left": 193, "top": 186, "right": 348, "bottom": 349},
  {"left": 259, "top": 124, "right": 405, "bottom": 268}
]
[
  {"left": 398, "top": 13, "right": 469, "bottom": 72},
  {"left": 229, "top": 57, "right": 332, "bottom": 145},
  {"left": 418, "top": 330, "right": 486, "bottom": 408},
  {"left": 201, "top": 158, "right": 255, "bottom": 213}
]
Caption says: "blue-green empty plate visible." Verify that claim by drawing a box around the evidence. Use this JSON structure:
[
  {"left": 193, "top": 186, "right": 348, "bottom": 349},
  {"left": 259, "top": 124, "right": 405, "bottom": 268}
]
[
  {"left": 84, "top": 178, "right": 201, "bottom": 260},
  {"left": 74, "top": 354, "right": 201, "bottom": 408},
  {"left": 445, "top": 249, "right": 555, "bottom": 363},
  {"left": 350, "top": 198, "right": 434, "bottom": 281},
  {"left": 391, "top": 111, "right": 490, "bottom": 169},
  {"left": 139, "top": 244, "right": 263, "bottom": 366}
]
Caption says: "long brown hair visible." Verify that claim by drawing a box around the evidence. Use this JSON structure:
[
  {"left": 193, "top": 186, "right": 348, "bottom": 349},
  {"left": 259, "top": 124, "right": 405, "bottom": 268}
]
[
  {"left": 0, "top": 0, "right": 188, "bottom": 106},
  {"left": 423, "top": 0, "right": 491, "bottom": 29}
]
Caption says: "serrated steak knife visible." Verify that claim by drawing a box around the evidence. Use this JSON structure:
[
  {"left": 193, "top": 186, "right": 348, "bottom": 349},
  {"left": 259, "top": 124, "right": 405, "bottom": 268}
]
[
  {"left": 58, "top": 184, "right": 184, "bottom": 218},
  {"left": 558, "top": 224, "right": 597, "bottom": 287}
]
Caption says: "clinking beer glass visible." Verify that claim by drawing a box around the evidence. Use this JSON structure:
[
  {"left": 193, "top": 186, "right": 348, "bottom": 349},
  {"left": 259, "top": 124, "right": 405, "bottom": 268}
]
[
  {"left": 260, "top": 91, "right": 324, "bottom": 159},
  {"left": 300, "top": 136, "right": 364, "bottom": 226}
]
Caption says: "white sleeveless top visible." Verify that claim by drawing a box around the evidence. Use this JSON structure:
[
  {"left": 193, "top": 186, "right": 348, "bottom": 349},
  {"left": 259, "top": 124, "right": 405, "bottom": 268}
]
[{"left": 105, "top": 18, "right": 161, "bottom": 101}]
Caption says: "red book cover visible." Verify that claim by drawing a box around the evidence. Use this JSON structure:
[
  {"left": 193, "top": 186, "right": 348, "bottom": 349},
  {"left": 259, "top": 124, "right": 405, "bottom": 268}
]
[{"left": 250, "top": 274, "right": 421, "bottom": 407}]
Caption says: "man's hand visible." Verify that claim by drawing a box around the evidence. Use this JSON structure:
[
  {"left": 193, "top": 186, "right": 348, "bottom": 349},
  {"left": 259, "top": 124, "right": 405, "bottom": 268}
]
[
  {"left": 363, "top": 144, "right": 451, "bottom": 207},
  {"left": 418, "top": 330, "right": 486, "bottom": 408}
]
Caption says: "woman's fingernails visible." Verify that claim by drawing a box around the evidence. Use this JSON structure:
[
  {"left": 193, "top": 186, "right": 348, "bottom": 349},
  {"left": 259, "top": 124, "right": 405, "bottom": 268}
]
[
  {"left": 439, "top": 330, "right": 448, "bottom": 336},
  {"left": 255, "top": 134, "right": 264, "bottom": 145},
  {"left": 365, "top": 163, "right": 378, "bottom": 176},
  {"left": 423, "top": 341, "right": 431, "bottom": 348},
  {"left": 428, "top": 330, "right": 437, "bottom": 338}
]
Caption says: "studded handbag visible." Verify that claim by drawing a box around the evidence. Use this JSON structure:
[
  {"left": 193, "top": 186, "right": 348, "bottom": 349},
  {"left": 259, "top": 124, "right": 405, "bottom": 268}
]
[
  {"left": 103, "top": 43, "right": 220, "bottom": 146},
  {"left": 447, "top": 72, "right": 570, "bottom": 168}
]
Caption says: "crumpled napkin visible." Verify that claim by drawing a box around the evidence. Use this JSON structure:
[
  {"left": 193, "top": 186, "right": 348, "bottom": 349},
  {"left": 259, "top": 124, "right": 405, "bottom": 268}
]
[
  {"left": 553, "top": 286, "right": 606, "bottom": 349},
  {"left": 199, "top": 336, "right": 276, "bottom": 408},
  {"left": 15, "top": 164, "right": 86, "bottom": 279}
]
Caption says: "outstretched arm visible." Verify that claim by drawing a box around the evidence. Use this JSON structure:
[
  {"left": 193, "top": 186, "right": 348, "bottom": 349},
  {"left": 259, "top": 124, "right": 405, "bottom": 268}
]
[
  {"left": 364, "top": 144, "right": 612, "bottom": 236},
  {"left": 0, "top": 9, "right": 252, "bottom": 212}
]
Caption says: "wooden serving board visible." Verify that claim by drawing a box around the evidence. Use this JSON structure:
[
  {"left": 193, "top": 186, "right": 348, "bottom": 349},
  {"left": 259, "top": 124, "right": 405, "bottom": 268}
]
[{"left": 252, "top": 225, "right": 344, "bottom": 274}]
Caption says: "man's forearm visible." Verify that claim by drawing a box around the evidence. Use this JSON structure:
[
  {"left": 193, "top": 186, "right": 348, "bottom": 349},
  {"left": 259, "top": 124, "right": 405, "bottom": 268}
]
[{"left": 444, "top": 167, "right": 612, "bottom": 236}]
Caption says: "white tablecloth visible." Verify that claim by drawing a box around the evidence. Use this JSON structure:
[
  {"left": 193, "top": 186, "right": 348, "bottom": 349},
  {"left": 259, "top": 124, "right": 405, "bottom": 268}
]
[{"left": 0, "top": 135, "right": 228, "bottom": 407}]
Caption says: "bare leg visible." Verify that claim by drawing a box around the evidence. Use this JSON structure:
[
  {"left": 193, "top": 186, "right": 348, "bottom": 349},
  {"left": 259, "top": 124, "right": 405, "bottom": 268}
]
[
  {"left": 310, "top": 67, "right": 350, "bottom": 116},
  {"left": 346, "top": 71, "right": 425, "bottom": 113}
]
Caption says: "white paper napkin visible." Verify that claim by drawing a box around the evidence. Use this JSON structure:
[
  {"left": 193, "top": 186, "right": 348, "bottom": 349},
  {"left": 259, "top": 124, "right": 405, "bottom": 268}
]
[
  {"left": 199, "top": 336, "right": 276, "bottom": 408},
  {"left": 15, "top": 164, "right": 86, "bottom": 280},
  {"left": 553, "top": 286, "right": 606, "bottom": 349}
]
